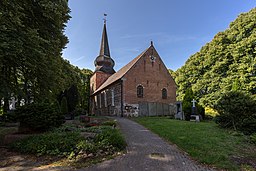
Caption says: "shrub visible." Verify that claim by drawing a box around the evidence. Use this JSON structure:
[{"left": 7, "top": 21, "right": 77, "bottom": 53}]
[
  {"left": 214, "top": 91, "right": 256, "bottom": 134},
  {"left": 102, "top": 120, "right": 117, "bottom": 127},
  {"left": 182, "top": 88, "right": 194, "bottom": 120},
  {"left": 94, "top": 128, "right": 126, "bottom": 151},
  {"left": 250, "top": 133, "right": 256, "bottom": 144},
  {"left": 205, "top": 107, "right": 219, "bottom": 117},
  {"left": 10, "top": 131, "right": 84, "bottom": 156},
  {"left": 10, "top": 125, "right": 126, "bottom": 158},
  {"left": 15, "top": 103, "right": 65, "bottom": 132},
  {"left": 74, "top": 108, "right": 86, "bottom": 116}
]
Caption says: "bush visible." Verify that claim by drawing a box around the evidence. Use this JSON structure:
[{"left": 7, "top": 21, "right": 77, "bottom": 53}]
[
  {"left": 10, "top": 131, "right": 84, "bottom": 156},
  {"left": 214, "top": 91, "right": 256, "bottom": 135},
  {"left": 94, "top": 128, "right": 126, "bottom": 151},
  {"left": 15, "top": 103, "right": 65, "bottom": 132},
  {"left": 74, "top": 108, "right": 86, "bottom": 116},
  {"left": 10, "top": 125, "right": 126, "bottom": 158},
  {"left": 102, "top": 120, "right": 117, "bottom": 127},
  {"left": 182, "top": 88, "right": 194, "bottom": 120},
  {"left": 250, "top": 133, "right": 256, "bottom": 144}
]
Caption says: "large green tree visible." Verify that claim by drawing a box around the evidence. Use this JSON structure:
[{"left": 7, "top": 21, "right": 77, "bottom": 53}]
[
  {"left": 175, "top": 8, "right": 256, "bottom": 107},
  {"left": 0, "top": 0, "right": 71, "bottom": 111}
]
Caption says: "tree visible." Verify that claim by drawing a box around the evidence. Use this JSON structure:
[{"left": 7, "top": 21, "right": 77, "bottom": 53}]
[
  {"left": 175, "top": 8, "right": 256, "bottom": 108},
  {"left": 60, "top": 97, "right": 68, "bottom": 115},
  {"left": 67, "top": 84, "right": 79, "bottom": 113},
  {"left": 182, "top": 88, "right": 194, "bottom": 120},
  {"left": 0, "top": 0, "right": 71, "bottom": 112},
  {"left": 214, "top": 91, "right": 256, "bottom": 134}
]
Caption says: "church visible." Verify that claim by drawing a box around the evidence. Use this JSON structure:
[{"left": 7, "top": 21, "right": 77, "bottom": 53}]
[{"left": 90, "top": 20, "right": 176, "bottom": 117}]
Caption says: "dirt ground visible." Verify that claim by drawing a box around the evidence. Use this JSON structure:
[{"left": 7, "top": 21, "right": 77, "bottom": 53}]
[{"left": 0, "top": 147, "right": 73, "bottom": 171}]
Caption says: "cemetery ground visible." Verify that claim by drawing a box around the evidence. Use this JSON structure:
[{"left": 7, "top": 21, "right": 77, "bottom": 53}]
[
  {"left": 133, "top": 117, "right": 256, "bottom": 171},
  {"left": 0, "top": 116, "right": 126, "bottom": 170}
]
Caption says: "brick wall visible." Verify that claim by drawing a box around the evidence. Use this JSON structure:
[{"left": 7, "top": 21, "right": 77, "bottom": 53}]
[
  {"left": 90, "top": 71, "right": 112, "bottom": 94},
  {"left": 123, "top": 46, "right": 176, "bottom": 105}
]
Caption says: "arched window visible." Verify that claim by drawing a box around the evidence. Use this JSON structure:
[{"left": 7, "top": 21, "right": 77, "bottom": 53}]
[
  {"left": 137, "top": 85, "right": 144, "bottom": 98},
  {"left": 162, "top": 88, "right": 167, "bottom": 99}
]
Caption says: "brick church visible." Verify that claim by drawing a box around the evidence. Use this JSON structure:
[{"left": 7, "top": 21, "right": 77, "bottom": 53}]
[{"left": 90, "top": 21, "right": 176, "bottom": 116}]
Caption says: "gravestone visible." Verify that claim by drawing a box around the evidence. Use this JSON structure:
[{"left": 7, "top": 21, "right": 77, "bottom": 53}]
[
  {"left": 190, "top": 99, "right": 200, "bottom": 122},
  {"left": 9, "top": 97, "right": 17, "bottom": 110}
]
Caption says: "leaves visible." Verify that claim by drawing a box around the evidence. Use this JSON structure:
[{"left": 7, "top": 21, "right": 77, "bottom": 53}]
[{"left": 175, "top": 8, "right": 256, "bottom": 107}]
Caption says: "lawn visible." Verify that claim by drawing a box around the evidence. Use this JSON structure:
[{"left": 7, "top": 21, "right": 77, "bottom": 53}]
[{"left": 133, "top": 117, "right": 256, "bottom": 171}]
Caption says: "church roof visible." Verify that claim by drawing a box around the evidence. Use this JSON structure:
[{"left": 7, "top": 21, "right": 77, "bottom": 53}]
[{"left": 92, "top": 46, "right": 150, "bottom": 95}]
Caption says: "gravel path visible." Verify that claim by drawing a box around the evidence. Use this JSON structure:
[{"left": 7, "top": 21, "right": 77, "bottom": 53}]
[{"left": 82, "top": 117, "right": 215, "bottom": 171}]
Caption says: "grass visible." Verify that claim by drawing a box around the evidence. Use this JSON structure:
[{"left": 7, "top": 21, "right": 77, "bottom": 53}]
[{"left": 133, "top": 117, "right": 256, "bottom": 171}]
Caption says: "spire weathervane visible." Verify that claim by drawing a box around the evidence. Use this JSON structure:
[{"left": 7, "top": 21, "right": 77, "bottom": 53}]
[{"left": 103, "top": 13, "right": 107, "bottom": 24}]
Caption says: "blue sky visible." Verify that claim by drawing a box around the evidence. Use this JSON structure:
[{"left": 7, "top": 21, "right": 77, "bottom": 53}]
[{"left": 63, "top": 0, "right": 255, "bottom": 71}]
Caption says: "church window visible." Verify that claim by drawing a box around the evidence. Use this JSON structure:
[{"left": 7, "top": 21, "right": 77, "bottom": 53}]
[
  {"left": 111, "top": 89, "right": 114, "bottom": 106},
  {"left": 94, "top": 96, "right": 97, "bottom": 107},
  {"left": 159, "top": 64, "right": 161, "bottom": 71},
  {"left": 137, "top": 85, "right": 144, "bottom": 98},
  {"left": 104, "top": 91, "right": 107, "bottom": 107},
  {"left": 162, "top": 88, "right": 167, "bottom": 99}
]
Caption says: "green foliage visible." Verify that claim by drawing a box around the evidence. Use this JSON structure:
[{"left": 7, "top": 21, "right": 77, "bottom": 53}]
[
  {"left": 0, "top": 0, "right": 71, "bottom": 104},
  {"left": 182, "top": 88, "right": 194, "bottom": 120},
  {"left": 15, "top": 103, "right": 65, "bottom": 131},
  {"left": 11, "top": 131, "right": 84, "bottom": 156},
  {"left": 175, "top": 8, "right": 256, "bottom": 107},
  {"left": 67, "top": 84, "right": 79, "bottom": 113},
  {"left": 250, "top": 133, "right": 256, "bottom": 144},
  {"left": 214, "top": 91, "right": 256, "bottom": 135},
  {"left": 60, "top": 97, "right": 68, "bottom": 115},
  {"left": 94, "top": 128, "right": 126, "bottom": 151},
  {"left": 205, "top": 107, "right": 219, "bottom": 117},
  {"left": 102, "top": 120, "right": 117, "bottom": 127},
  {"left": 10, "top": 125, "right": 126, "bottom": 158}
]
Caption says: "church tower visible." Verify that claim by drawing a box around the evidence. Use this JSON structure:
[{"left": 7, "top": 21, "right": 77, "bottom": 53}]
[{"left": 90, "top": 18, "right": 115, "bottom": 94}]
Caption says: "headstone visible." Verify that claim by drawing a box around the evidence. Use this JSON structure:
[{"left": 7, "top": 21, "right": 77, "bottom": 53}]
[
  {"left": 191, "top": 99, "right": 197, "bottom": 115},
  {"left": 190, "top": 99, "right": 200, "bottom": 122},
  {"left": 9, "top": 97, "right": 17, "bottom": 110}
]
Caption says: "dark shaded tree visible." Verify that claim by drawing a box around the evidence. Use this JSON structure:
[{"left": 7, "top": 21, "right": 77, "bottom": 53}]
[
  {"left": 214, "top": 91, "right": 256, "bottom": 134},
  {"left": 0, "top": 0, "right": 71, "bottom": 111}
]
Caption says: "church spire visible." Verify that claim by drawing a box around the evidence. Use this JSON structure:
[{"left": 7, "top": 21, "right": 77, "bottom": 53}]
[
  {"left": 94, "top": 15, "right": 115, "bottom": 74},
  {"left": 99, "top": 19, "right": 110, "bottom": 57}
]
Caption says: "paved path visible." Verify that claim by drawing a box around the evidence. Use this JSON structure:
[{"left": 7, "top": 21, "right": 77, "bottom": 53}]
[{"left": 82, "top": 117, "right": 214, "bottom": 171}]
